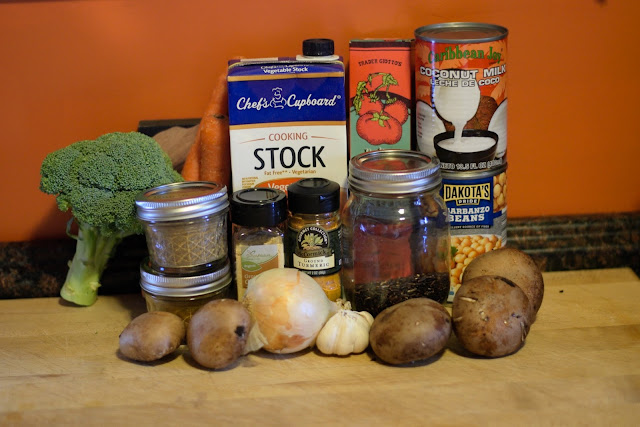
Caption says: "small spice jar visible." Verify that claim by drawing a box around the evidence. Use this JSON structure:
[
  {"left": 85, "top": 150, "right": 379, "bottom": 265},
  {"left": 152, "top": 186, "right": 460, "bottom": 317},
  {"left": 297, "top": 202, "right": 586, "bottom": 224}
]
[
  {"left": 140, "top": 259, "right": 232, "bottom": 324},
  {"left": 230, "top": 188, "right": 287, "bottom": 300},
  {"left": 285, "top": 178, "right": 342, "bottom": 301},
  {"left": 341, "top": 150, "right": 451, "bottom": 317},
  {"left": 135, "top": 181, "right": 229, "bottom": 274}
]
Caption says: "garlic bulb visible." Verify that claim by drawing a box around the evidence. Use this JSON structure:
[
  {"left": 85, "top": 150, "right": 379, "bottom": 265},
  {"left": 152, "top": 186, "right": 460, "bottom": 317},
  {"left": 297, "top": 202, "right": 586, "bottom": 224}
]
[{"left": 316, "top": 300, "right": 374, "bottom": 356}]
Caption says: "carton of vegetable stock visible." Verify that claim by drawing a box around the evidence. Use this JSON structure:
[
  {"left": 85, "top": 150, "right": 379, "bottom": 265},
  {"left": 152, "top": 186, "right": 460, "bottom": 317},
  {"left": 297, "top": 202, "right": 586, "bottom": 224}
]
[{"left": 227, "top": 57, "right": 348, "bottom": 194}]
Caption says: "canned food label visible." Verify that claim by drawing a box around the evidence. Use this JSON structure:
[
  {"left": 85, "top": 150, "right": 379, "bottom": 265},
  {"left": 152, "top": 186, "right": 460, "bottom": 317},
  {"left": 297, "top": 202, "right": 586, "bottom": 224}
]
[
  {"left": 444, "top": 181, "right": 493, "bottom": 226},
  {"left": 442, "top": 166, "right": 507, "bottom": 301},
  {"left": 348, "top": 39, "right": 413, "bottom": 157},
  {"left": 415, "top": 24, "right": 508, "bottom": 172}
]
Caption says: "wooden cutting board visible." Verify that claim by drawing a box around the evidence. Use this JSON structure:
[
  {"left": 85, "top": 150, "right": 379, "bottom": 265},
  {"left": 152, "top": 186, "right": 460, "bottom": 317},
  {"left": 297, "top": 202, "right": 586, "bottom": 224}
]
[{"left": 1, "top": 268, "right": 639, "bottom": 425}]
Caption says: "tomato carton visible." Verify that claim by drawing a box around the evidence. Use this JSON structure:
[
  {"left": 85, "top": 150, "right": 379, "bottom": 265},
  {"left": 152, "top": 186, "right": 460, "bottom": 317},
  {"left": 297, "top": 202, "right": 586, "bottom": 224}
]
[
  {"left": 227, "top": 56, "right": 348, "bottom": 194},
  {"left": 349, "top": 39, "right": 413, "bottom": 158}
]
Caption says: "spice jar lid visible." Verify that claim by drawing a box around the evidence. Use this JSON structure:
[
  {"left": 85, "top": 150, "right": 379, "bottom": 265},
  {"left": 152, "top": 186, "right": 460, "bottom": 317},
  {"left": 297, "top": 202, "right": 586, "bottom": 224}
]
[
  {"left": 230, "top": 188, "right": 288, "bottom": 227},
  {"left": 140, "top": 259, "right": 232, "bottom": 296},
  {"left": 348, "top": 149, "right": 441, "bottom": 194},
  {"left": 287, "top": 178, "right": 341, "bottom": 214},
  {"left": 135, "top": 181, "right": 229, "bottom": 221}
]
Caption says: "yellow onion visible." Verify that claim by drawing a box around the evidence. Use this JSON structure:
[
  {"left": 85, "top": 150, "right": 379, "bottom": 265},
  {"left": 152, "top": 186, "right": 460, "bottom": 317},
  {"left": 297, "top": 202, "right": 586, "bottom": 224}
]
[{"left": 243, "top": 268, "right": 338, "bottom": 354}]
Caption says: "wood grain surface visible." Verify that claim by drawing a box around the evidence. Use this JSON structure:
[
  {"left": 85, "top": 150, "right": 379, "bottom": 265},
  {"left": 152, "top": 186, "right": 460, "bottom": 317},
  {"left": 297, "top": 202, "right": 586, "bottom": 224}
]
[{"left": 1, "top": 268, "right": 639, "bottom": 426}]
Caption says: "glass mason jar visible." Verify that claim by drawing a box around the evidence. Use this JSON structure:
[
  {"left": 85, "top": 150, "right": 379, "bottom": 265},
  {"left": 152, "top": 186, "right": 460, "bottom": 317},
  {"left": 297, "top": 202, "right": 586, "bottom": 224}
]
[
  {"left": 341, "top": 150, "right": 451, "bottom": 317},
  {"left": 139, "top": 259, "right": 232, "bottom": 325},
  {"left": 135, "top": 181, "right": 229, "bottom": 274}
]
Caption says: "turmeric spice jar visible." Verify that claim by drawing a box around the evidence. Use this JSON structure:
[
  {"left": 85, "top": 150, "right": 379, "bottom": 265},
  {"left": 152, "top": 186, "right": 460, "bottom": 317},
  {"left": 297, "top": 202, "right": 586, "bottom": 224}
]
[
  {"left": 285, "top": 178, "right": 342, "bottom": 301},
  {"left": 135, "top": 181, "right": 229, "bottom": 274},
  {"left": 341, "top": 150, "right": 451, "bottom": 317}
]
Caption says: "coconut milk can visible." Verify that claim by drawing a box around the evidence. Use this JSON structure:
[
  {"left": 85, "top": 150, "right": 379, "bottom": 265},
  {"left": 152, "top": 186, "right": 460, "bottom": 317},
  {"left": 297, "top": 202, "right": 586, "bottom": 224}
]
[{"left": 414, "top": 23, "right": 508, "bottom": 172}]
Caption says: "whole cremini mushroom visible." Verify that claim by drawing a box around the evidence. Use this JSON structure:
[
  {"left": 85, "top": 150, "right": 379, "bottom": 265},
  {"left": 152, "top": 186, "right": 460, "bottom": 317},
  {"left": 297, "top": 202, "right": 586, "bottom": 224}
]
[
  {"left": 462, "top": 247, "right": 544, "bottom": 320},
  {"left": 187, "top": 299, "right": 252, "bottom": 370},
  {"left": 119, "top": 311, "right": 185, "bottom": 362},
  {"left": 452, "top": 275, "right": 532, "bottom": 358},
  {"left": 369, "top": 298, "right": 451, "bottom": 365}
]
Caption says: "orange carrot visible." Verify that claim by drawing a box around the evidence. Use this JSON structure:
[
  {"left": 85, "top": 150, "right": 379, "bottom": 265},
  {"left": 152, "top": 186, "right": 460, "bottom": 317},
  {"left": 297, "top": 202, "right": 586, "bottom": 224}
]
[
  {"left": 181, "top": 126, "right": 201, "bottom": 181},
  {"left": 182, "top": 71, "right": 231, "bottom": 187},
  {"left": 199, "top": 72, "right": 230, "bottom": 187},
  {"left": 199, "top": 114, "right": 231, "bottom": 190},
  {"left": 203, "top": 72, "right": 229, "bottom": 117}
]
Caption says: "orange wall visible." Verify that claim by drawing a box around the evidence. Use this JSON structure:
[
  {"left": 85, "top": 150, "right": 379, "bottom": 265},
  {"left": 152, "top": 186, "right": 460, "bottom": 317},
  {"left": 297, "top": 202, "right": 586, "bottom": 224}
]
[{"left": 1, "top": 0, "right": 639, "bottom": 242}]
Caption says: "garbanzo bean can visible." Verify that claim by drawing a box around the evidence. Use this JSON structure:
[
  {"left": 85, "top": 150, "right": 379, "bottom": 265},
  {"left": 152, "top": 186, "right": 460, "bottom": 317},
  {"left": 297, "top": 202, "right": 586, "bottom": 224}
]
[
  {"left": 441, "top": 164, "right": 507, "bottom": 301},
  {"left": 415, "top": 23, "right": 508, "bottom": 172}
]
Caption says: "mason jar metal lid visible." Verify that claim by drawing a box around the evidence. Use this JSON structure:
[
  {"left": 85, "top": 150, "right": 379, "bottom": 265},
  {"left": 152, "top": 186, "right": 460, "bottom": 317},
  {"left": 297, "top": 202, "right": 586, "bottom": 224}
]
[
  {"left": 348, "top": 149, "right": 441, "bottom": 194},
  {"left": 139, "top": 259, "right": 231, "bottom": 296},
  {"left": 135, "top": 181, "right": 229, "bottom": 221}
]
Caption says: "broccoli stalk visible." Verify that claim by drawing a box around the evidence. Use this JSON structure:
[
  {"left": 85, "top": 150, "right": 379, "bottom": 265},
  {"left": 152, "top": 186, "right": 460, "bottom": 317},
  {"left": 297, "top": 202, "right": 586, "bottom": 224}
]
[
  {"left": 60, "top": 220, "right": 125, "bottom": 306},
  {"left": 40, "top": 132, "right": 183, "bottom": 306}
]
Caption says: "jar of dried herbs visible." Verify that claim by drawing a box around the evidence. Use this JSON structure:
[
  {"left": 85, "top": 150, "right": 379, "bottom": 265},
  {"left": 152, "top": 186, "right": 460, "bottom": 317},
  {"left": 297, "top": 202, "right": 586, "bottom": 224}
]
[
  {"left": 341, "top": 150, "right": 451, "bottom": 317},
  {"left": 135, "top": 181, "right": 229, "bottom": 274},
  {"left": 230, "top": 188, "right": 287, "bottom": 300},
  {"left": 140, "top": 259, "right": 232, "bottom": 324},
  {"left": 285, "top": 178, "right": 342, "bottom": 301}
]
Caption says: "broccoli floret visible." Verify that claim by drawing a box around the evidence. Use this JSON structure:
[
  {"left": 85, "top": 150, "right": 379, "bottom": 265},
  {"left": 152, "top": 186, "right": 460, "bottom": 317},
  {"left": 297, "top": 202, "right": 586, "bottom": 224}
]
[{"left": 40, "top": 132, "right": 183, "bottom": 306}]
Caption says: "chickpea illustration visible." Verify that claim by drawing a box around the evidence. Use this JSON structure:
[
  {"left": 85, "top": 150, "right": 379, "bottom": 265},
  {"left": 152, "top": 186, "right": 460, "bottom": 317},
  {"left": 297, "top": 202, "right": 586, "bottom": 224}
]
[
  {"left": 493, "top": 172, "right": 507, "bottom": 212},
  {"left": 449, "top": 234, "right": 503, "bottom": 291}
]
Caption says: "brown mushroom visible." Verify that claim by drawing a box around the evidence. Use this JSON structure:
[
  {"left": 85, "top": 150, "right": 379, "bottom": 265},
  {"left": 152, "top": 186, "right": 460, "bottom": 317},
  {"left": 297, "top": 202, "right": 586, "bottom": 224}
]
[
  {"left": 369, "top": 298, "right": 451, "bottom": 365},
  {"left": 187, "top": 299, "right": 252, "bottom": 369},
  {"left": 462, "top": 247, "right": 544, "bottom": 320},
  {"left": 452, "top": 275, "right": 532, "bottom": 357},
  {"left": 119, "top": 311, "right": 185, "bottom": 362}
]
